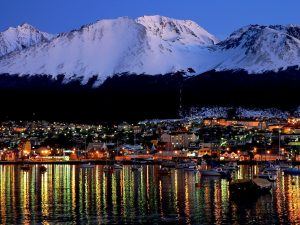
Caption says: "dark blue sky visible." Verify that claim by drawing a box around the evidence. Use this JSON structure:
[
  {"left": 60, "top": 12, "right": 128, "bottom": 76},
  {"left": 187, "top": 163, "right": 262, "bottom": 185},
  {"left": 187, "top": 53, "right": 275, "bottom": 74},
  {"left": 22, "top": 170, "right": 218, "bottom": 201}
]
[{"left": 1, "top": 0, "right": 299, "bottom": 39}]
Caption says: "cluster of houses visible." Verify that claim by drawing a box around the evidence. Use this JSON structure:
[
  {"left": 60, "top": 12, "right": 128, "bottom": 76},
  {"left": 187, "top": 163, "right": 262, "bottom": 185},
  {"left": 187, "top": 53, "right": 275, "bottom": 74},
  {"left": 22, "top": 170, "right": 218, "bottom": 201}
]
[{"left": 0, "top": 117, "right": 300, "bottom": 162}]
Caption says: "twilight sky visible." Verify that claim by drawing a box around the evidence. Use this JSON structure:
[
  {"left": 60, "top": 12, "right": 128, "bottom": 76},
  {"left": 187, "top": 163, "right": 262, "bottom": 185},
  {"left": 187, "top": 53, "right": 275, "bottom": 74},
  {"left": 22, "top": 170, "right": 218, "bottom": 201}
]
[{"left": 1, "top": 0, "right": 299, "bottom": 39}]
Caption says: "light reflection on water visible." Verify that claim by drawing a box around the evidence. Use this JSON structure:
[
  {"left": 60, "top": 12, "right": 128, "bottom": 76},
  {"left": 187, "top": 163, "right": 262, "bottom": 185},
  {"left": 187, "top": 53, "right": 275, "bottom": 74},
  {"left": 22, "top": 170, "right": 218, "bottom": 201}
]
[{"left": 0, "top": 165, "right": 299, "bottom": 225}]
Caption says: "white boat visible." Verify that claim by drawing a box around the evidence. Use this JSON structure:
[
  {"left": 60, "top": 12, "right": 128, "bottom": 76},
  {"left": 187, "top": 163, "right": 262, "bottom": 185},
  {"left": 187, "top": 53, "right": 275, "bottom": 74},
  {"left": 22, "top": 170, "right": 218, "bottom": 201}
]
[
  {"left": 184, "top": 165, "right": 197, "bottom": 171},
  {"left": 176, "top": 162, "right": 197, "bottom": 170},
  {"left": 145, "top": 158, "right": 154, "bottom": 162},
  {"left": 279, "top": 163, "right": 290, "bottom": 170},
  {"left": 258, "top": 170, "right": 277, "bottom": 182},
  {"left": 176, "top": 163, "right": 187, "bottom": 169},
  {"left": 200, "top": 167, "right": 223, "bottom": 176},
  {"left": 114, "top": 164, "right": 123, "bottom": 170},
  {"left": 80, "top": 163, "right": 95, "bottom": 168},
  {"left": 284, "top": 167, "right": 300, "bottom": 175},
  {"left": 132, "top": 165, "right": 142, "bottom": 171},
  {"left": 200, "top": 161, "right": 207, "bottom": 166},
  {"left": 162, "top": 161, "right": 176, "bottom": 167},
  {"left": 103, "top": 165, "right": 114, "bottom": 173},
  {"left": 223, "top": 162, "right": 239, "bottom": 171},
  {"left": 263, "top": 164, "right": 280, "bottom": 172}
]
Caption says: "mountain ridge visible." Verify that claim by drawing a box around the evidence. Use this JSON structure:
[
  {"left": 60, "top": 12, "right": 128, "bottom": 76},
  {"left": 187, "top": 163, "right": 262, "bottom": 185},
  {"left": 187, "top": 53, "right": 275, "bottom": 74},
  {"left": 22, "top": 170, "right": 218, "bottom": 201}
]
[{"left": 0, "top": 16, "right": 299, "bottom": 85}]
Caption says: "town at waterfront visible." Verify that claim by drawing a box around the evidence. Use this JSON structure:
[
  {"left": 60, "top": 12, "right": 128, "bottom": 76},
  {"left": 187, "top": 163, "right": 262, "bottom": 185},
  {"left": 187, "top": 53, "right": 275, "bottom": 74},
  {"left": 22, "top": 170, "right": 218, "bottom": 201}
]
[
  {"left": 1, "top": 115, "right": 300, "bottom": 224},
  {"left": 1, "top": 115, "right": 300, "bottom": 164}
]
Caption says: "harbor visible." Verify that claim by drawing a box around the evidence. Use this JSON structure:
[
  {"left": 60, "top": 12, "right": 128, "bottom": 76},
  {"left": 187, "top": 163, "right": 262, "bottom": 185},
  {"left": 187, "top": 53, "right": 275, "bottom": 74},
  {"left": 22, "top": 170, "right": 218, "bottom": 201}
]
[{"left": 0, "top": 163, "right": 299, "bottom": 224}]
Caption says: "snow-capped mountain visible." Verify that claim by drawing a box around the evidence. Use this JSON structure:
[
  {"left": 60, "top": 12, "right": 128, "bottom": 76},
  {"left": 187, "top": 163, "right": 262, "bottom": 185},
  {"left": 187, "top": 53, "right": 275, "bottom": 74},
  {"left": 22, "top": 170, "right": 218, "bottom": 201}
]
[
  {"left": 212, "top": 24, "right": 300, "bottom": 73},
  {"left": 0, "top": 16, "right": 218, "bottom": 83},
  {"left": 136, "top": 15, "right": 219, "bottom": 45},
  {"left": 0, "top": 16, "right": 299, "bottom": 84},
  {"left": 0, "top": 23, "right": 54, "bottom": 57}
]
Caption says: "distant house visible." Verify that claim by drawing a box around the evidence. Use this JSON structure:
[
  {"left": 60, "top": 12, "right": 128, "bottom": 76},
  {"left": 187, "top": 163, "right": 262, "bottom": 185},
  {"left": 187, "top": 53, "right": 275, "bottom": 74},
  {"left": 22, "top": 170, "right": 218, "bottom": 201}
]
[
  {"left": 86, "top": 142, "right": 109, "bottom": 159},
  {"left": 1, "top": 150, "right": 17, "bottom": 161},
  {"left": 198, "top": 148, "right": 212, "bottom": 157},
  {"left": 160, "top": 132, "right": 198, "bottom": 149},
  {"left": 18, "top": 140, "right": 31, "bottom": 157},
  {"left": 254, "top": 154, "right": 284, "bottom": 161},
  {"left": 35, "top": 146, "right": 52, "bottom": 157},
  {"left": 220, "top": 151, "right": 239, "bottom": 160},
  {"left": 87, "top": 142, "right": 108, "bottom": 151},
  {"left": 203, "top": 118, "right": 265, "bottom": 129},
  {"left": 121, "top": 144, "right": 145, "bottom": 155},
  {"left": 197, "top": 142, "right": 218, "bottom": 157}
]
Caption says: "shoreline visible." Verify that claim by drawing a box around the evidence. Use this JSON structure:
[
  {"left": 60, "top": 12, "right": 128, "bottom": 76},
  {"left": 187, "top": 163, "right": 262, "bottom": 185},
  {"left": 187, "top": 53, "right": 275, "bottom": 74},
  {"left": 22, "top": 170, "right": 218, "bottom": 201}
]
[{"left": 0, "top": 160, "right": 299, "bottom": 165}]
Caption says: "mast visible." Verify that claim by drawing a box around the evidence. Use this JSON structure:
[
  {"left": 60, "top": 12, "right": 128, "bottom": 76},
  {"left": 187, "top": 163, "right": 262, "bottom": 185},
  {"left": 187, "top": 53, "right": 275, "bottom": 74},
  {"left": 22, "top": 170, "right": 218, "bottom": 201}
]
[{"left": 278, "top": 129, "right": 281, "bottom": 156}]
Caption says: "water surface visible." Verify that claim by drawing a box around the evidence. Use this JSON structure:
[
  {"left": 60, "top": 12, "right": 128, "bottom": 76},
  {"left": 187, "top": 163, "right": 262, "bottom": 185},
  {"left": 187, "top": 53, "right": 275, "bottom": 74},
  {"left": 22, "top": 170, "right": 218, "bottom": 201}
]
[{"left": 0, "top": 165, "right": 299, "bottom": 224}]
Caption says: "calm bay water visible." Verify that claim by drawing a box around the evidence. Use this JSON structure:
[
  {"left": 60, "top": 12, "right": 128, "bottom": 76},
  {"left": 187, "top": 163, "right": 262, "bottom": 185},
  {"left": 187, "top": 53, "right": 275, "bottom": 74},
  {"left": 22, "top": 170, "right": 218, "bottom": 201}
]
[{"left": 0, "top": 164, "right": 299, "bottom": 225}]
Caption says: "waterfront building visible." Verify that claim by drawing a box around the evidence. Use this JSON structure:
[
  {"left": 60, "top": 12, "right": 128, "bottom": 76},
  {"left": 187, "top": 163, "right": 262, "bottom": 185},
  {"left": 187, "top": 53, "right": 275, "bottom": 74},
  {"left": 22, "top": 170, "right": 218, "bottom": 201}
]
[
  {"left": 86, "top": 142, "right": 109, "bottom": 159},
  {"left": 160, "top": 132, "right": 198, "bottom": 149},
  {"left": 18, "top": 140, "right": 32, "bottom": 157}
]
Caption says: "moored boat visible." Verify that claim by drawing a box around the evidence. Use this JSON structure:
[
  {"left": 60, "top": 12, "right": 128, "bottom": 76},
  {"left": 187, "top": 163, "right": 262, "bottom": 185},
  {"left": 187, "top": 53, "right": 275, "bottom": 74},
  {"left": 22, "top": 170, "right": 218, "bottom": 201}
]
[
  {"left": 103, "top": 165, "right": 114, "bottom": 173},
  {"left": 161, "top": 161, "right": 176, "bottom": 168},
  {"left": 80, "top": 163, "right": 95, "bottom": 168},
  {"left": 176, "top": 162, "right": 197, "bottom": 170},
  {"left": 131, "top": 165, "right": 142, "bottom": 171},
  {"left": 258, "top": 170, "right": 277, "bottom": 182},
  {"left": 229, "top": 178, "right": 272, "bottom": 198},
  {"left": 283, "top": 167, "right": 300, "bottom": 175},
  {"left": 223, "top": 162, "right": 239, "bottom": 171},
  {"left": 176, "top": 163, "right": 187, "bottom": 169},
  {"left": 145, "top": 158, "right": 154, "bottom": 162},
  {"left": 20, "top": 164, "right": 31, "bottom": 171},
  {"left": 114, "top": 164, "right": 123, "bottom": 170},
  {"left": 39, "top": 165, "right": 47, "bottom": 173},
  {"left": 184, "top": 165, "right": 197, "bottom": 171},
  {"left": 279, "top": 163, "right": 290, "bottom": 170},
  {"left": 263, "top": 164, "right": 280, "bottom": 172},
  {"left": 199, "top": 167, "right": 223, "bottom": 176},
  {"left": 158, "top": 167, "right": 171, "bottom": 175}
]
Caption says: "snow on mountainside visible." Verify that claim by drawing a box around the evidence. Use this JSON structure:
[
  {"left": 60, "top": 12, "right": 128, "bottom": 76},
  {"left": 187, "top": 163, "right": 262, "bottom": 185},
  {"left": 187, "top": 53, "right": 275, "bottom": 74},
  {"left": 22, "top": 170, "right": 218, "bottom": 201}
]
[
  {"left": 0, "top": 17, "right": 299, "bottom": 84},
  {"left": 0, "top": 23, "right": 54, "bottom": 57},
  {"left": 213, "top": 24, "right": 300, "bottom": 73},
  {"left": 136, "top": 15, "right": 219, "bottom": 45},
  {"left": 188, "top": 106, "right": 293, "bottom": 120},
  {"left": 0, "top": 16, "right": 218, "bottom": 83}
]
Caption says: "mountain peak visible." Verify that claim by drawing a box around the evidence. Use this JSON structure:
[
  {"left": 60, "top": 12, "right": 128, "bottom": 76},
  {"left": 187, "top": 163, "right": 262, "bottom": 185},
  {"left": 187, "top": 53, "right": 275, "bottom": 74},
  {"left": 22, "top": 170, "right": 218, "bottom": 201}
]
[
  {"left": 0, "top": 23, "right": 54, "bottom": 57},
  {"left": 214, "top": 24, "right": 300, "bottom": 73},
  {"left": 18, "top": 23, "right": 36, "bottom": 30},
  {"left": 136, "top": 15, "right": 219, "bottom": 45},
  {"left": 219, "top": 24, "right": 300, "bottom": 50}
]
